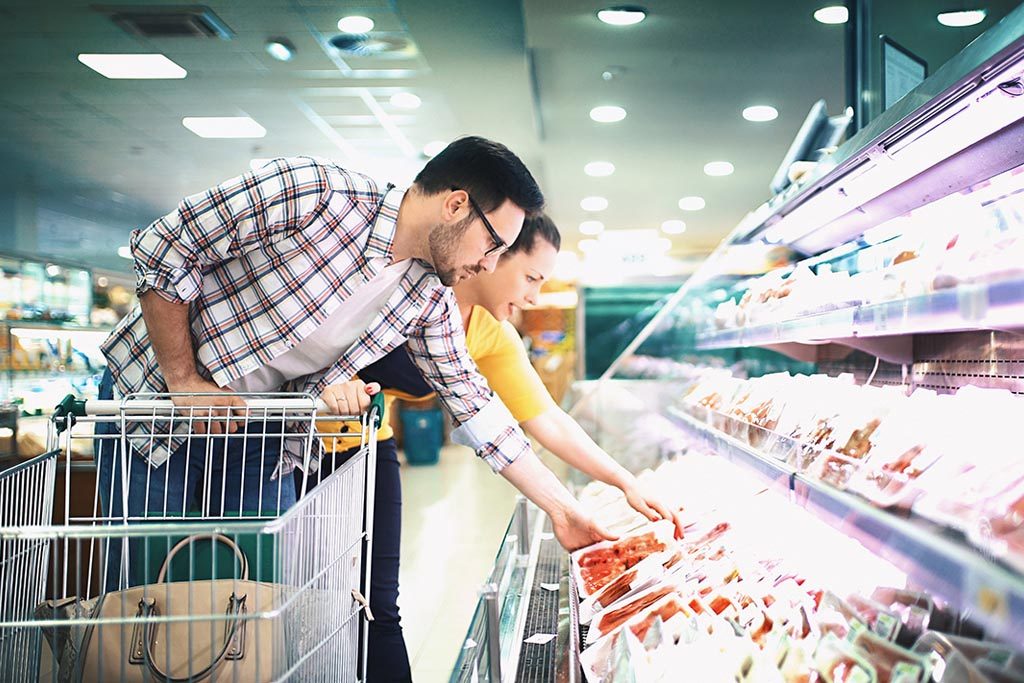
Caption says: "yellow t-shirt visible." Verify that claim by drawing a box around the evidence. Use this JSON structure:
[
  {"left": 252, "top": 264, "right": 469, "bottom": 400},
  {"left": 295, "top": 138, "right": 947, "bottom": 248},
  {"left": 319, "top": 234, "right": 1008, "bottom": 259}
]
[{"left": 321, "top": 305, "right": 556, "bottom": 453}]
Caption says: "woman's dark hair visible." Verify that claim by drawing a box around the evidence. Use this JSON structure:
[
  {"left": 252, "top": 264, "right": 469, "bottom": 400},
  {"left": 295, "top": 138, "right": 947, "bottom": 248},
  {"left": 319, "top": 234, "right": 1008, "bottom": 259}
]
[
  {"left": 413, "top": 136, "right": 544, "bottom": 215},
  {"left": 507, "top": 213, "right": 560, "bottom": 256}
]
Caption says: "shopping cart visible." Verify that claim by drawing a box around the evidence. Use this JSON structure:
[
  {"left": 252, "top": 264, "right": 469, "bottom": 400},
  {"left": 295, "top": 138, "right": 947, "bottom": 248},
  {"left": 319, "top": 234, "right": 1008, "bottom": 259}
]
[{"left": 0, "top": 390, "right": 383, "bottom": 682}]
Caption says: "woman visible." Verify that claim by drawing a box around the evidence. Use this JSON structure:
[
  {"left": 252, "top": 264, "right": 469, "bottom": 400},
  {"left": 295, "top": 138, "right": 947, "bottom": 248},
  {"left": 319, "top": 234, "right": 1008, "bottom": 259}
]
[{"left": 301, "top": 215, "right": 677, "bottom": 682}]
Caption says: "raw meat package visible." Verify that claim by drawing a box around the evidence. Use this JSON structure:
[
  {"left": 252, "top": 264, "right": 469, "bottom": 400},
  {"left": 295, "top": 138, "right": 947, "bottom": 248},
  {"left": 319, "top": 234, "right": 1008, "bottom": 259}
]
[
  {"left": 571, "top": 520, "right": 676, "bottom": 599},
  {"left": 578, "top": 548, "right": 682, "bottom": 625}
]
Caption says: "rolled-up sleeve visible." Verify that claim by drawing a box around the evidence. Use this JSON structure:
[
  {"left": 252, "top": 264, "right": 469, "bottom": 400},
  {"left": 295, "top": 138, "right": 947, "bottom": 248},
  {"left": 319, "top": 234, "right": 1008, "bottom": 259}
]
[
  {"left": 132, "top": 156, "right": 330, "bottom": 303},
  {"left": 406, "top": 289, "right": 532, "bottom": 471}
]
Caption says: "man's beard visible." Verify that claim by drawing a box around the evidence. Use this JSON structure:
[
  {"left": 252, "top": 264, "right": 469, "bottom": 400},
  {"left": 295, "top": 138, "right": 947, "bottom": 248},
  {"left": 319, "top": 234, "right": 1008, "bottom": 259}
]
[{"left": 428, "top": 215, "right": 476, "bottom": 286}]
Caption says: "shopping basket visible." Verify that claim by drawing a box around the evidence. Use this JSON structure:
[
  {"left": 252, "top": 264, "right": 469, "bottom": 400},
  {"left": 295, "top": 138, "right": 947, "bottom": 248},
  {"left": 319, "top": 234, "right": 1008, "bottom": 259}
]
[{"left": 0, "top": 390, "right": 383, "bottom": 682}]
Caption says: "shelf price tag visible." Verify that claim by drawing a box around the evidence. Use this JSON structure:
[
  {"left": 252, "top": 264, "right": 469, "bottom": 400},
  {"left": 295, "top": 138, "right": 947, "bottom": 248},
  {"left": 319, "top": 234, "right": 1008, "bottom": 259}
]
[{"left": 965, "top": 569, "right": 1011, "bottom": 629}]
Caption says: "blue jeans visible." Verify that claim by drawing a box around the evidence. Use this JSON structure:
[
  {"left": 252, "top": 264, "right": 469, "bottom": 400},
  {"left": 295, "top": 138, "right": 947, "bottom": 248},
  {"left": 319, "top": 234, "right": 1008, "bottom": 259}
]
[
  {"left": 298, "top": 438, "right": 411, "bottom": 683},
  {"left": 95, "top": 370, "right": 296, "bottom": 590}
]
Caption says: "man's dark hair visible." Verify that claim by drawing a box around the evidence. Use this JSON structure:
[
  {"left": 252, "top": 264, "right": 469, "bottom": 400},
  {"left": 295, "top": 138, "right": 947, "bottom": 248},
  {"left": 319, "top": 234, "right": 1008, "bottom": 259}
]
[
  {"left": 413, "top": 136, "right": 544, "bottom": 215},
  {"left": 507, "top": 213, "right": 561, "bottom": 256}
]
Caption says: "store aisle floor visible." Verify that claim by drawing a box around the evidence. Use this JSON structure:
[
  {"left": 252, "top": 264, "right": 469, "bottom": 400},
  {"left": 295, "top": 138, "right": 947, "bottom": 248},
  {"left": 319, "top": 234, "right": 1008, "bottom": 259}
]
[{"left": 398, "top": 444, "right": 518, "bottom": 683}]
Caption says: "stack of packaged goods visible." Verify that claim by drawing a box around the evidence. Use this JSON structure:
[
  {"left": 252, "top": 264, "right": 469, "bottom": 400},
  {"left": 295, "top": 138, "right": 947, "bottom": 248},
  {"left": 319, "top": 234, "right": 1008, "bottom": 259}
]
[
  {"left": 677, "top": 372, "right": 1024, "bottom": 572},
  {"left": 572, "top": 456, "right": 1015, "bottom": 682}
]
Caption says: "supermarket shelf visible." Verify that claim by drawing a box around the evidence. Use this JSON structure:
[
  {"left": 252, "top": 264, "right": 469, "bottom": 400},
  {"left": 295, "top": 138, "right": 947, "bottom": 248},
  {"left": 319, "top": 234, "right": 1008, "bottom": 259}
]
[
  {"left": 696, "top": 277, "right": 1024, "bottom": 356},
  {"left": 665, "top": 404, "right": 1024, "bottom": 647},
  {"left": 665, "top": 406, "right": 795, "bottom": 494}
]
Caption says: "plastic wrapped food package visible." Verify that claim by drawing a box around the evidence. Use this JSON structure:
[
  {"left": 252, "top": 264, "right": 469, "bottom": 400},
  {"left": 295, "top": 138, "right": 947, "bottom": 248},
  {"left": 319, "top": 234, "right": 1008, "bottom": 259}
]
[
  {"left": 812, "top": 385, "right": 903, "bottom": 490},
  {"left": 849, "top": 627, "right": 931, "bottom": 683},
  {"left": 572, "top": 520, "right": 677, "bottom": 599},
  {"left": 847, "top": 392, "right": 951, "bottom": 509},
  {"left": 913, "top": 388, "right": 1024, "bottom": 535}
]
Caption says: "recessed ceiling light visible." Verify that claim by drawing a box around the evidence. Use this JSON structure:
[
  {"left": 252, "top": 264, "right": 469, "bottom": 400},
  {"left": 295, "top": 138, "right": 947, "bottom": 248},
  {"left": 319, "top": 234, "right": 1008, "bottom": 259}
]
[
  {"left": 265, "top": 39, "right": 295, "bottom": 62},
  {"left": 579, "top": 220, "right": 605, "bottom": 235},
  {"left": 45, "top": 264, "right": 61, "bottom": 277},
  {"left": 579, "top": 238, "right": 599, "bottom": 253},
  {"left": 97, "top": 276, "right": 109, "bottom": 287},
  {"left": 390, "top": 92, "right": 421, "bottom": 109},
  {"left": 584, "top": 161, "right": 616, "bottom": 177},
  {"left": 678, "top": 196, "right": 706, "bottom": 211},
  {"left": 580, "top": 196, "right": 609, "bottom": 211},
  {"left": 338, "top": 15, "right": 374, "bottom": 33},
  {"left": 117, "top": 246, "right": 132, "bottom": 259},
  {"left": 182, "top": 116, "right": 267, "bottom": 139},
  {"left": 704, "top": 161, "right": 734, "bottom": 177},
  {"left": 813, "top": 5, "right": 849, "bottom": 24},
  {"left": 590, "top": 105, "right": 627, "bottom": 123},
  {"left": 423, "top": 140, "right": 446, "bottom": 157},
  {"left": 742, "top": 105, "right": 778, "bottom": 122},
  {"left": 77, "top": 53, "right": 186, "bottom": 79},
  {"left": 597, "top": 5, "right": 647, "bottom": 26},
  {"left": 937, "top": 9, "right": 986, "bottom": 27},
  {"left": 661, "top": 220, "right": 686, "bottom": 234}
]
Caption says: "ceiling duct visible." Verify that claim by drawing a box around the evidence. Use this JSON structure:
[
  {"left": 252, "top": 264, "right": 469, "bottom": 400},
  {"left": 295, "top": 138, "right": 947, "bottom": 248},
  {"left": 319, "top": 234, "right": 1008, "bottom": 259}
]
[{"left": 93, "top": 4, "right": 234, "bottom": 39}]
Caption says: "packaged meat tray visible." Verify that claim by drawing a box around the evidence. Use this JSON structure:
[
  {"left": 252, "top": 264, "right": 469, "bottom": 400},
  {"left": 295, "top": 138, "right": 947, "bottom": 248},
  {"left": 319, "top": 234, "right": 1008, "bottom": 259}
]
[{"left": 571, "top": 520, "right": 676, "bottom": 599}]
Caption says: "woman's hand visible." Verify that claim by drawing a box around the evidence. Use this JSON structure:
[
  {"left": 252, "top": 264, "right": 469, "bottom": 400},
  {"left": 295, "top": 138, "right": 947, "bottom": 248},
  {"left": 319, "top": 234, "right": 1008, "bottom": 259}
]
[
  {"left": 551, "top": 505, "right": 618, "bottom": 551},
  {"left": 619, "top": 477, "right": 685, "bottom": 537},
  {"left": 321, "top": 380, "right": 381, "bottom": 416}
]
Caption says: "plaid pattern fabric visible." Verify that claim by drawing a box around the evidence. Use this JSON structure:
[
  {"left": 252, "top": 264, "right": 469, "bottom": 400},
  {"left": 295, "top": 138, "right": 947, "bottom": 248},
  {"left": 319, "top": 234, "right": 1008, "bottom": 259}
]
[{"left": 101, "top": 156, "right": 530, "bottom": 472}]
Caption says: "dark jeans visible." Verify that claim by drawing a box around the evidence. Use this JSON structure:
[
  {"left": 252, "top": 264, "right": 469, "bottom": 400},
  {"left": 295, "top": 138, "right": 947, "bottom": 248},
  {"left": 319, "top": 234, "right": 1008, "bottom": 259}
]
[
  {"left": 95, "top": 370, "right": 296, "bottom": 591},
  {"left": 297, "top": 437, "right": 411, "bottom": 683}
]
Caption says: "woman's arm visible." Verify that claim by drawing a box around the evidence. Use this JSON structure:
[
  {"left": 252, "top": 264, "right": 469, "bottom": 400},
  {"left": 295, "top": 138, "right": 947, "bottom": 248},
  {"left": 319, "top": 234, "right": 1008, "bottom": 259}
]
[{"left": 522, "top": 407, "right": 680, "bottom": 527}]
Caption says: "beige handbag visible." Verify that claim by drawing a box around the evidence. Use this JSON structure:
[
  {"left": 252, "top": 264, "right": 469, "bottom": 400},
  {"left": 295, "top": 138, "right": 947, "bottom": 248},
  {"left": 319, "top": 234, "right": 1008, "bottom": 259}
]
[{"left": 38, "top": 533, "right": 279, "bottom": 683}]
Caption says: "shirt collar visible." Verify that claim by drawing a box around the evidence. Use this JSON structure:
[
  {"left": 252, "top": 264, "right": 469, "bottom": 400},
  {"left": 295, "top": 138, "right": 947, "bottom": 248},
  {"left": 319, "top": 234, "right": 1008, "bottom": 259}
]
[{"left": 365, "top": 183, "right": 406, "bottom": 261}]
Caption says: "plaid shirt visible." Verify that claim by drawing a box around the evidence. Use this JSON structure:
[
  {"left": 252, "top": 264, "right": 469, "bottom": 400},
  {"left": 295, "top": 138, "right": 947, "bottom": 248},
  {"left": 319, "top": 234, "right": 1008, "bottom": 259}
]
[{"left": 101, "top": 156, "right": 531, "bottom": 472}]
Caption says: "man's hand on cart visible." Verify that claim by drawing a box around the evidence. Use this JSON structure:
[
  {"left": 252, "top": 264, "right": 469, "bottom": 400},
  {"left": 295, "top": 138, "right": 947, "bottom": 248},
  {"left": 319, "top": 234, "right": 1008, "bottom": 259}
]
[
  {"left": 618, "top": 476, "right": 685, "bottom": 538},
  {"left": 321, "top": 380, "right": 382, "bottom": 416},
  {"left": 167, "top": 376, "right": 248, "bottom": 435}
]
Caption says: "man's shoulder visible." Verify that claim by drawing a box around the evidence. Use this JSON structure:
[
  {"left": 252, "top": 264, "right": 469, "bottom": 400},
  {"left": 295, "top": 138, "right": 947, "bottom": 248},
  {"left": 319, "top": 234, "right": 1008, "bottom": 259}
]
[{"left": 270, "top": 156, "right": 384, "bottom": 198}]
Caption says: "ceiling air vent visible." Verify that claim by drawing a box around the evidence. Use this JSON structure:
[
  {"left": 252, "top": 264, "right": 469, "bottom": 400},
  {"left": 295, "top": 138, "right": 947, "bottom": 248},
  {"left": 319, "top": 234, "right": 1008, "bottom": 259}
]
[
  {"left": 93, "top": 5, "right": 234, "bottom": 39},
  {"left": 329, "top": 34, "right": 409, "bottom": 56}
]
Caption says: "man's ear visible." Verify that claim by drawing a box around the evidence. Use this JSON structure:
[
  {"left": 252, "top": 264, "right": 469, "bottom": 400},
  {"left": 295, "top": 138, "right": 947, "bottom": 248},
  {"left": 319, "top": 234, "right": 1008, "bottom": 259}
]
[{"left": 442, "top": 189, "right": 469, "bottom": 222}]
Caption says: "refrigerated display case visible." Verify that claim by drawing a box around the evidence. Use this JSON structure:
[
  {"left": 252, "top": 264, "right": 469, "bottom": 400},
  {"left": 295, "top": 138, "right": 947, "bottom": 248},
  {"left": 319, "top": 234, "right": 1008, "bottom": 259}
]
[{"left": 451, "top": 7, "right": 1024, "bottom": 681}]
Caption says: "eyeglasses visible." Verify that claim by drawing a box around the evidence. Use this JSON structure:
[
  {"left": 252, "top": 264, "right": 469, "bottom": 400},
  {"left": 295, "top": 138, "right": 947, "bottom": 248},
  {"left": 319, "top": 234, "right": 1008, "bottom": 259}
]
[{"left": 465, "top": 194, "right": 508, "bottom": 257}]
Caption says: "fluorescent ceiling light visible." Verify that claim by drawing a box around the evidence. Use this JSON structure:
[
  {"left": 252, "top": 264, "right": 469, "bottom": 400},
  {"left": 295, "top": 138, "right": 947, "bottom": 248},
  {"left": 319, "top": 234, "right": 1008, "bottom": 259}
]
[
  {"left": 580, "top": 196, "right": 609, "bottom": 211},
  {"left": 742, "top": 105, "right": 778, "bottom": 122},
  {"left": 579, "top": 220, "right": 605, "bottom": 235},
  {"left": 389, "top": 92, "right": 421, "bottom": 109},
  {"left": 704, "top": 161, "right": 734, "bottom": 177},
  {"left": 578, "top": 238, "right": 599, "bottom": 252},
  {"left": 937, "top": 9, "right": 986, "bottom": 27},
  {"left": 584, "top": 161, "right": 615, "bottom": 177},
  {"left": 678, "top": 196, "right": 706, "bottom": 211},
  {"left": 117, "top": 246, "right": 133, "bottom": 259},
  {"left": 77, "top": 53, "right": 186, "bottom": 79},
  {"left": 265, "top": 39, "right": 294, "bottom": 62},
  {"left": 590, "top": 105, "right": 627, "bottom": 123},
  {"left": 661, "top": 220, "right": 686, "bottom": 234},
  {"left": 338, "top": 15, "right": 374, "bottom": 33},
  {"left": 182, "top": 116, "right": 267, "bottom": 139},
  {"left": 597, "top": 6, "right": 647, "bottom": 26},
  {"left": 813, "top": 6, "right": 848, "bottom": 24},
  {"left": 423, "top": 140, "right": 446, "bottom": 157}
]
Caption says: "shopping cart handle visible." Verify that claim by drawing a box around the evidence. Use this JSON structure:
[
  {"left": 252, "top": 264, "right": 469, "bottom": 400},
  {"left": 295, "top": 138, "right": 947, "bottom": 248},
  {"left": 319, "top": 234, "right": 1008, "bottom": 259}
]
[
  {"left": 370, "top": 391, "right": 385, "bottom": 429},
  {"left": 53, "top": 394, "right": 87, "bottom": 433}
]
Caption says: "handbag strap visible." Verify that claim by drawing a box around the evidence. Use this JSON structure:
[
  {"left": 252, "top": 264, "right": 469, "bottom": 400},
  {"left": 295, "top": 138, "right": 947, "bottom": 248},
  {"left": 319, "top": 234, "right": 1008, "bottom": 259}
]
[
  {"left": 157, "top": 533, "right": 249, "bottom": 583},
  {"left": 139, "top": 594, "right": 247, "bottom": 682}
]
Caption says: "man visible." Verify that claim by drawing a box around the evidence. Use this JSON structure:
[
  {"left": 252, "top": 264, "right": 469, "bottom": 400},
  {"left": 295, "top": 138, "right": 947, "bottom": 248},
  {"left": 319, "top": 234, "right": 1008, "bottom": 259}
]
[{"left": 99, "top": 136, "right": 612, "bottom": 561}]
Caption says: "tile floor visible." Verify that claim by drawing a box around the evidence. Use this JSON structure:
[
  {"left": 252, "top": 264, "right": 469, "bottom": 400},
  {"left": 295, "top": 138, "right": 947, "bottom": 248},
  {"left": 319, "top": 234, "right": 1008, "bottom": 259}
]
[{"left": 397, "top": 444, "right": 519, "bottom": 682}]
